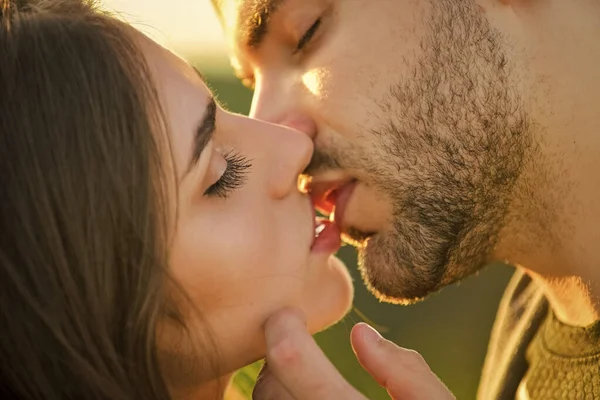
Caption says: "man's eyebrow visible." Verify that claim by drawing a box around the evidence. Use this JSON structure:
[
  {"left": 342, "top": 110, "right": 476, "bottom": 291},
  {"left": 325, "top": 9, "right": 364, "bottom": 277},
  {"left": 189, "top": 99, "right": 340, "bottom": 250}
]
[
  {"left": 186, "top": 96, "right": 217, "bottom": 177},
  {"left": 239, "top": 0, "right": 287, "bottom": 49}
]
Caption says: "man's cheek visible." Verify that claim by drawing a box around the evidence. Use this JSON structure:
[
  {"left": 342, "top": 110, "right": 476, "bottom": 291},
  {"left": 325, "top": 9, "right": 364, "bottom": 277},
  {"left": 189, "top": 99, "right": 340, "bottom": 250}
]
[{"left": 301, "top": 67, "right": 332, "bottom": 99}]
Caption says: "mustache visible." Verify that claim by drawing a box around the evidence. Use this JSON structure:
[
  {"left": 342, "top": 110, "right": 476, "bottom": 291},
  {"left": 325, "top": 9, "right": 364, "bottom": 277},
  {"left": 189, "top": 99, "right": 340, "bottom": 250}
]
[{"left": 303, "top": 147, "right": 344, "bottom": 176}]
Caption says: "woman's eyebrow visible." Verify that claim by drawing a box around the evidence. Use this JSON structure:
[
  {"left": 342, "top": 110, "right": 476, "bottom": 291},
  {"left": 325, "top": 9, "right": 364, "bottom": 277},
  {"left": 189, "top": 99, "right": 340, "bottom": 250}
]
[{"left": 185, "top": 95, "right": 217, "bottom": 177}]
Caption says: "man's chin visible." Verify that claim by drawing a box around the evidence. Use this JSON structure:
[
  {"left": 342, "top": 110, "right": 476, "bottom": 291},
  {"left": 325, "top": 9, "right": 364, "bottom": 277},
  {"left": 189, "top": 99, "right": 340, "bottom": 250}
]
[
  {"left": 360, "top": 271, "right": 439, "bottom": 306},
  {"left": 356, "top": 233, "right": 447, "bottom": 305},
  {"left": 340, "top": 227, "right": 376, "bottom": 248}
]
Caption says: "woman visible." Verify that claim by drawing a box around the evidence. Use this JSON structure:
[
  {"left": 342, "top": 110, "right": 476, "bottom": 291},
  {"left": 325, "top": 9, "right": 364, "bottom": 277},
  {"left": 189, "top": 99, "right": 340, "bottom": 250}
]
[{"left": 0, "top": 0, "right": 353, "bottom": 398}]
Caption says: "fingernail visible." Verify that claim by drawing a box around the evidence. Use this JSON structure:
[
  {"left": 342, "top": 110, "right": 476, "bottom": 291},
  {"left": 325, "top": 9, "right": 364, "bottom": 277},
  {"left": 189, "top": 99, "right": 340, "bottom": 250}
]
[{"left": 359, "top": 323, "right": 383, "bottom": 343}]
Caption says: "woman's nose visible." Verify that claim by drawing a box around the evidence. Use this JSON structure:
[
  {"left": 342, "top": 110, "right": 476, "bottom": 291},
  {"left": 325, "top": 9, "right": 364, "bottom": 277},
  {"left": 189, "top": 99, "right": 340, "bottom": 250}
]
[
  {"left": 220, "top": 111, "right": 313, "bottom": 199},
  {"left": 259, "top": 121, "right": 314, "bottom": 199}
]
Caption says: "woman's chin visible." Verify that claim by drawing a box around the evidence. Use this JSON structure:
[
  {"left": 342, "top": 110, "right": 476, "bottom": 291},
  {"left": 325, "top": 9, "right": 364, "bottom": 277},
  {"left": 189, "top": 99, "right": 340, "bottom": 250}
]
[
  {"left": 204, "top": 256, "right": 354, "bottom": 379},
  {"left": 306, "top": 255, "right": 354, "bottom": 335}
]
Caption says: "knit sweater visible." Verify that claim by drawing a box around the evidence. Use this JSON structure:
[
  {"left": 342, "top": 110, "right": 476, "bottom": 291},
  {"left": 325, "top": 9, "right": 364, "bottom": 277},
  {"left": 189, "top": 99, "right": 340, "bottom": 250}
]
[{"left": 477, "top": 270, "right": 600, "bottom": 400}]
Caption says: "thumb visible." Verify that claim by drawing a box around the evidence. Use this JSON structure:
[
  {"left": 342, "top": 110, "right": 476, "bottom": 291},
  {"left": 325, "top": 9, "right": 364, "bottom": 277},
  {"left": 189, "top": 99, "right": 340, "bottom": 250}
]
[{"left": 350, "top": 323, "right": 455, "bottom": 400}]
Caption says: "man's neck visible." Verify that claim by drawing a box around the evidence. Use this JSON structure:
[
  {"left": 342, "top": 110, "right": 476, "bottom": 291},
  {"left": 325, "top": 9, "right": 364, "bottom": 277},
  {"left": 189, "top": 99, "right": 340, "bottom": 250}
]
[
  {"left": 497, "top": 0, "right": 600, "bottom": 328},
  {"left": 526, "top": 270, "right": 600, "bottom": 327}
]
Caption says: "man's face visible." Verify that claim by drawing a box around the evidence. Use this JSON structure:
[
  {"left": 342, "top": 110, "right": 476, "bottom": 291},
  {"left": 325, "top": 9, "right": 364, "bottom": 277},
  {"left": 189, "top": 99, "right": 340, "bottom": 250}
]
[{"left": 218, "top": 0, "right": 534, "bottom": 304}]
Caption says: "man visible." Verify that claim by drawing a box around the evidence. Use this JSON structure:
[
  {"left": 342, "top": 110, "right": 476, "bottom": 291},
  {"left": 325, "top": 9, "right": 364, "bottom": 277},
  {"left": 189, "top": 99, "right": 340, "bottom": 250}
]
[{"left": 212, "top": 0, "right": 600, "bottom": 398}]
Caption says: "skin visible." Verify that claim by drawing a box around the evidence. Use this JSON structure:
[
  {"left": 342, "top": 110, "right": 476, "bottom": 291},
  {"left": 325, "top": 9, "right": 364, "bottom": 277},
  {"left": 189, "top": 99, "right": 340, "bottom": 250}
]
[
  {"left": 217, "top": 0, "right": 600, "bottom": 327},
  {"left": 254, "top": 308, "right": 455, "bottom": 400},
  {"left": 132, "top": 31, "right": 354, "bottom": 398}
]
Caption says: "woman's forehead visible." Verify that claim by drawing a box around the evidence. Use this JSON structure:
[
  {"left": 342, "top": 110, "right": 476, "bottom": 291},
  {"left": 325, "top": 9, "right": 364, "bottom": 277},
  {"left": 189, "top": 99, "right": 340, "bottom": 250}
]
[{"left": 133, "top": 31, "right": 207, "bottom": 92}]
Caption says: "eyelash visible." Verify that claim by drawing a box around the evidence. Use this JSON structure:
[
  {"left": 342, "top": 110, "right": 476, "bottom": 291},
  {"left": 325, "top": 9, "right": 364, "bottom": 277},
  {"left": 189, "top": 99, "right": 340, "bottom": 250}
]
[
  {"left": 203, "top": 150, "right": 252, "bottom": 198},
  {"left": 294, "top": 17, "right": 322, "bottom": 54}
]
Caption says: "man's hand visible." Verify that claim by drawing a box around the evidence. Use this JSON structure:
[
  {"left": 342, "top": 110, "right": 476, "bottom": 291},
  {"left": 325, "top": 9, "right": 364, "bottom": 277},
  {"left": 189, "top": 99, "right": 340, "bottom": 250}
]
[{"left": 253, "top": 308, "right": 455, "bottom": 400}]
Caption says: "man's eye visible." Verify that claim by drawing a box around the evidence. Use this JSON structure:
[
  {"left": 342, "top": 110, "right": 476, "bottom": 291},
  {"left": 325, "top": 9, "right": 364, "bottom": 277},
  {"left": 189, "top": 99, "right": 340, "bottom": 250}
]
[{"left": 294, "top": 17, "right": 322, "bottom": 54}]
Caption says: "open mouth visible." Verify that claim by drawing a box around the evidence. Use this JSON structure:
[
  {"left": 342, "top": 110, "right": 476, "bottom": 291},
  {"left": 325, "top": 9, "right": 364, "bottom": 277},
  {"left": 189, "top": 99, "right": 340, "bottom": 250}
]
[
  {"left": 310, "top": 205, "right": 341, "bottom": 253},
  {"left": 305, "top": 177, "right": 375, "bottom": 247}
]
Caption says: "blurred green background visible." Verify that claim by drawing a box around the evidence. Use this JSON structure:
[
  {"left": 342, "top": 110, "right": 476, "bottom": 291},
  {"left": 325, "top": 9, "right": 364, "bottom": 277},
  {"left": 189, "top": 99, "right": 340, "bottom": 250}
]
[{"left": 199, "top": 66, "right": 515, "bottom": 400}]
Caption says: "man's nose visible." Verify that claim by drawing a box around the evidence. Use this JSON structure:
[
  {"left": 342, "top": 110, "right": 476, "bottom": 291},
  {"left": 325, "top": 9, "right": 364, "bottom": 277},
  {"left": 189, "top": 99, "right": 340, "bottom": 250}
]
[{"left": 250, "top": 78, "right": 317, "bottom": 140}]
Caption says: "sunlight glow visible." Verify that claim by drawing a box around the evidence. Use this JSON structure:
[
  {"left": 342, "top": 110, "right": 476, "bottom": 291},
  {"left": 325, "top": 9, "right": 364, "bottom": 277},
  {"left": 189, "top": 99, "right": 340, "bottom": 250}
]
[
  {"left": 302, "top": 68, "right": 331, "bottom": 98},
  {"left": 100, "top": 0, "right": 227, "bottom": 57}
]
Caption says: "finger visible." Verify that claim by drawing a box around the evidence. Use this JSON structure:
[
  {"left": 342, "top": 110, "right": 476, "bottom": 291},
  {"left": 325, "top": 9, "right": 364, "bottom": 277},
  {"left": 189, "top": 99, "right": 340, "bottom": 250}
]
[
  {"left": 351, "top": 323, "right": 455, "bottom": 400},
  {"left": 264, "top": 308, "right": 364, "bottom": 400},
  {"left": 252, "top": 362, "right": 295, "bottom": 400}
]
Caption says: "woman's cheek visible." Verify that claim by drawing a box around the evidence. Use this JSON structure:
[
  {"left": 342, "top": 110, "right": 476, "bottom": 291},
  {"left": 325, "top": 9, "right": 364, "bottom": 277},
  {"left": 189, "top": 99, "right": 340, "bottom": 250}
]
[{"left": 178, "top": 218, "right": 275, "bottom": 293}]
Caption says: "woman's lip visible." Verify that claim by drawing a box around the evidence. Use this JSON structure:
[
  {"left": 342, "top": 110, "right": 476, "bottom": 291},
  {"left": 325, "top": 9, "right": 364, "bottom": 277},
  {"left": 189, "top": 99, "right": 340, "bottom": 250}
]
[
  {"left": 310, "top": 195, "right": 341, "bottom": 253},
  {"left": 311, "top": 220, "right": 341, "bottom": 252}
]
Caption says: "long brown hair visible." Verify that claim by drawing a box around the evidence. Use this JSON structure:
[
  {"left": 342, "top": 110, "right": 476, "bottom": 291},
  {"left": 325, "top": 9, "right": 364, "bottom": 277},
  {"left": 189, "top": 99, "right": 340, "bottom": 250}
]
[{"left": 0, "top": 0, "right": 177, "bottom": 398}]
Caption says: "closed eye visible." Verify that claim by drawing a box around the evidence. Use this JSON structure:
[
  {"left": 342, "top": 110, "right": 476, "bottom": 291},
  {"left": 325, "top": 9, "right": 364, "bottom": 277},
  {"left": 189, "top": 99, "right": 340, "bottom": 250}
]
[
  {"left": 294, "top": 17, "right": 322, "bottom": 54},
  {"left": 204, "top": 150, "right": 252, "bottom": 198}
]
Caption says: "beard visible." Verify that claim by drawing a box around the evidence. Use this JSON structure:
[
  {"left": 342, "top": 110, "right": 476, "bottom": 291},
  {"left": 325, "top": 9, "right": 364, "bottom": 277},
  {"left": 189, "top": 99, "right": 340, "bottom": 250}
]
[{"left": 307, "top": 0, "right": 536, "bottom": 304}]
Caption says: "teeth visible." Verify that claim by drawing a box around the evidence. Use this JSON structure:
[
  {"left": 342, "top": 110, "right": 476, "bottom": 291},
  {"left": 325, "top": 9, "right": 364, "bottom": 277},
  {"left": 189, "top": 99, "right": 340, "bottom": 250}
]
[{"left": 315, "top": 223, "right": 326, "bottom": 237}]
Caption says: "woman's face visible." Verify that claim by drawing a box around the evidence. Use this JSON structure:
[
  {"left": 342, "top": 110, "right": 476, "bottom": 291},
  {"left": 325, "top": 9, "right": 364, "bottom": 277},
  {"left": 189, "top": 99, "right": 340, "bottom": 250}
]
[{"left": 138, "top": 36, "right": 353, "bottom": 377}]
